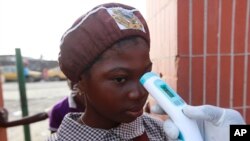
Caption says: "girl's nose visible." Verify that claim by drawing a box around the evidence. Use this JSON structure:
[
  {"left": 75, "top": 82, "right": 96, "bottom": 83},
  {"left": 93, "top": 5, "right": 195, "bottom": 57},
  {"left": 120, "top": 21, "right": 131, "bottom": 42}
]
[{"left": 128, "top": 82, "right": 148, "bottom": 100}]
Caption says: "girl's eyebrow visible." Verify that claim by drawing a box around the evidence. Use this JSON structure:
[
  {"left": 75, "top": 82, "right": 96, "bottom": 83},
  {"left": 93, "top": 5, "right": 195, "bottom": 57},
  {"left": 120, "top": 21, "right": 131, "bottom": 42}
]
[
  {"left": 106, "top": 62, "right": 153, "bottom": 74},
  {"left": 107, "top": 67, "right": 130, "bottom": 74}
]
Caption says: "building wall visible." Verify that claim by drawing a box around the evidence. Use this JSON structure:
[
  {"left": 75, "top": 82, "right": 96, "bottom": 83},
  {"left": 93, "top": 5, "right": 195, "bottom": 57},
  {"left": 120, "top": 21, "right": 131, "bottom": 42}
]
[
  {"left": 147, "top": 0, "right": 178, "bottom": 90},
  {"left": 147, "top": 0, "right": 250, "bottom": 123}
]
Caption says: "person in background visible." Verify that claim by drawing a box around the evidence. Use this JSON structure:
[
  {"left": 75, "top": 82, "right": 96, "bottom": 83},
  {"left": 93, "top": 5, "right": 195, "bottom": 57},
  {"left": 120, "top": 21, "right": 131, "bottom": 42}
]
[
  {"left": 42, "top": 68, "right": 49, "bottom": 81},
  {"left": 23, "top": 60, "right": 30, "bottom": 79},
  {"left": 47, "top": 2, "right": 245, "bottom": 141}
]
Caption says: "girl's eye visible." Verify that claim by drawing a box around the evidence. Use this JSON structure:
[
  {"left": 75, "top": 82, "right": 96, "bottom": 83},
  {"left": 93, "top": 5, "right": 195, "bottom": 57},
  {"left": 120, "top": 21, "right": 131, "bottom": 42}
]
[{"left": 113, "top": 77, "right": 126, "bottom": 84}]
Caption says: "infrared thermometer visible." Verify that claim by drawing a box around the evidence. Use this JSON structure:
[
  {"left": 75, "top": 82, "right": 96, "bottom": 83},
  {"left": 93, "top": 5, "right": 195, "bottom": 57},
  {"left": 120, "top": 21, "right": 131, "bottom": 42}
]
[{"left": 140, "top": 72, "right": 203, "bottom": 141}]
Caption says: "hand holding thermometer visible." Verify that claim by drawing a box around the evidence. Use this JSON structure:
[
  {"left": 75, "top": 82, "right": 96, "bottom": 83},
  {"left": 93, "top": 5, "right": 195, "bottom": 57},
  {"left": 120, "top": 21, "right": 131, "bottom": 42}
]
[{"left": 140, "top": 72, "right": 203, "bottom": 141}]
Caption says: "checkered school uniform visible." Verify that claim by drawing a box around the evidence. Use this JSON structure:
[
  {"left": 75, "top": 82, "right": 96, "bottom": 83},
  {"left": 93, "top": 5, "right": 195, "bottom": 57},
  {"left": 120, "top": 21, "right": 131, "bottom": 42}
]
[{"left": 47, "top": 113, "right": 176, "bottom": 141}]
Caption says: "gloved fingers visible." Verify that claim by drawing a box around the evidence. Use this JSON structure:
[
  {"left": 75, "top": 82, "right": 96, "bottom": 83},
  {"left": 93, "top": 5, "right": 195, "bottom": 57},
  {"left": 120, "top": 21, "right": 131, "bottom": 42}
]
[
  {"left": 223, "top": 109, "right": 245, "bottom": 125},
  {"left": 182, "top": 105, "right": 224, "bottom": 125},
  {"left": 150, "top": 103, "right": 166, "bottom": 115},
  {"left": 163, "top": 118, "right": 179, "bottom": 140}
]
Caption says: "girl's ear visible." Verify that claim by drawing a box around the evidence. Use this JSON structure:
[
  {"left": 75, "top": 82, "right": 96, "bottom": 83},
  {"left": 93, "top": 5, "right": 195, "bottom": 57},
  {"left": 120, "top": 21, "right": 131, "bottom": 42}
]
[{"left": 78, "top": 75, "right": 88, "bottom": 93}]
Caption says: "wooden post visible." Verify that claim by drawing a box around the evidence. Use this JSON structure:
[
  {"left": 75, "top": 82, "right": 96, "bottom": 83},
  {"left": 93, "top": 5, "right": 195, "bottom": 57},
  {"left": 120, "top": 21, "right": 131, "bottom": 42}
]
[{"left": 0, "top": 71, "right": 7, "bottom": 141}]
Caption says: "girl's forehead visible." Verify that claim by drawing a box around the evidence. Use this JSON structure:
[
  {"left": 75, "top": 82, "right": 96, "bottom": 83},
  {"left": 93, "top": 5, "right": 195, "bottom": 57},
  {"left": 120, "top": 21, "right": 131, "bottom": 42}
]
[
  {"left": 96, "top": 37, "right": 149, "bottom": 62},
  {"left": 90, "top": 42, "right": 151, "bottom": 73},
  {"left": 80, "top": 37, "right": 150, "bottom": 78}
]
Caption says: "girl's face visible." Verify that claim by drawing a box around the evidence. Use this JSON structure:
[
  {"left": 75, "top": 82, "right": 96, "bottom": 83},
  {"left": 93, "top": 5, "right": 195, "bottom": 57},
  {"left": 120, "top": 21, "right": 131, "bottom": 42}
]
[{"left": 79, "top": 37, "right": 152, "bottom": 129}]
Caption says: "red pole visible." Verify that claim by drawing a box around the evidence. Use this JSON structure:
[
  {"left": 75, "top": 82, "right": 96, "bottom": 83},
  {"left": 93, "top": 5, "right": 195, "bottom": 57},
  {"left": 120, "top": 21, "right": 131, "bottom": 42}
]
[{"left": 0, "top": 73, "right": 7, "bottom": 140}]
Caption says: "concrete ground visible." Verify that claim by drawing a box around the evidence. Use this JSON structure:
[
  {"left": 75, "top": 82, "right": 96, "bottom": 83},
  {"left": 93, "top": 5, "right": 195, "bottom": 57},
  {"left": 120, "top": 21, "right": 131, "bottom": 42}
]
[{"left": 2, "top": 81, "right": 70, "bottom": 141}]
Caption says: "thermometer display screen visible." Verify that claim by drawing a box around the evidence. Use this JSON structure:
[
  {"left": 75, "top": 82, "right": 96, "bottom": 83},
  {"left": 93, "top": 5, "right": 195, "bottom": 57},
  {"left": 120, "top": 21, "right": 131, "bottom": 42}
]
[{"left": 161, "top": 85, "right": 175, "bottom": 98}]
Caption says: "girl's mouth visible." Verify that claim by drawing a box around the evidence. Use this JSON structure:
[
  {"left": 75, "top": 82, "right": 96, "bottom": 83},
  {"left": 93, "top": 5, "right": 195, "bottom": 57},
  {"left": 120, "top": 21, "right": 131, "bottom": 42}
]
[{"left": 125, "top": 107, "right": 144, "bottom": 117}]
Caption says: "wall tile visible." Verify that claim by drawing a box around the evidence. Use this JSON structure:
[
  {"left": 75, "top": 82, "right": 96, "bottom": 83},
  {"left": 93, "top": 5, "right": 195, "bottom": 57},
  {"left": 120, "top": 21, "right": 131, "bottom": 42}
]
[
  {"left": 220, "top": 0, "right": 233, "bottom": 54},
  {"left": 192, "top": 0, "right": 204, "bottom": 55},
  {"left": 191, "top": 57, "right": 204, "bottom": 105},
  {"left": 248, "top": 19, "right": 250, "bottom": 53},
  {"left": 177, "top": 57, "right": 190, "bottom": 103},
  {"left": 234, "top": 0, "right": 247, "bottom": 53},
  {"left": 220, "top": 56, "right": 231, "bottom": 107},
  {"left": 207, "top": 0, "right": 219, "bottom": 54},
  {"left": 177, "top": 0, "right": 189, "bottom": 55},
  {"left": 246, "top": 108, "right": 250, "bottom": 123},
  {"left": 233, "top": 56, "right": 245, "bottom": 107},
  {"left": 247, "top": 57, "right": 250, "bottom": 106},
  {"left": 206, "top": 56, "right": 217, "bottom": 105}
]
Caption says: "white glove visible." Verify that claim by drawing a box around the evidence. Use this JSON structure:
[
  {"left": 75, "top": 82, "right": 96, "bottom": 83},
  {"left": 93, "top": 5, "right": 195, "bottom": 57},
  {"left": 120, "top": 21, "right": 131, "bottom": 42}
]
[{"left": 153, "top": 104, "right": 246, "bottom": 141}]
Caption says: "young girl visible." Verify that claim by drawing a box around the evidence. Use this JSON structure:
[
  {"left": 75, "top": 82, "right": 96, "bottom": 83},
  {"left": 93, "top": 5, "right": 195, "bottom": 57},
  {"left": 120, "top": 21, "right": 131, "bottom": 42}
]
[
  {"left": 48, "top": 3, "right": 168, "bottom": 140},
  {"left": 48, "top": 2, "right": 245, "bottom": 141}
]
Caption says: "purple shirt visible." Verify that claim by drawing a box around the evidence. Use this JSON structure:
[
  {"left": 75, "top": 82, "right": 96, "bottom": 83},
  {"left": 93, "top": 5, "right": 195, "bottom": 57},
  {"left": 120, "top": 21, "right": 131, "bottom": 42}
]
[{"left": 49, "top": 96, "right": 83, "bottom": 132}]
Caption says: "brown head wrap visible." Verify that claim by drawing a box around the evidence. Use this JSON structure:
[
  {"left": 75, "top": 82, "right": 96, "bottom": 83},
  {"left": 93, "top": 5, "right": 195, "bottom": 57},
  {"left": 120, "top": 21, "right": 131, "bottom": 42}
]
[{"left": 59, "top": 3, "right": 150, "bottom": 82}]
